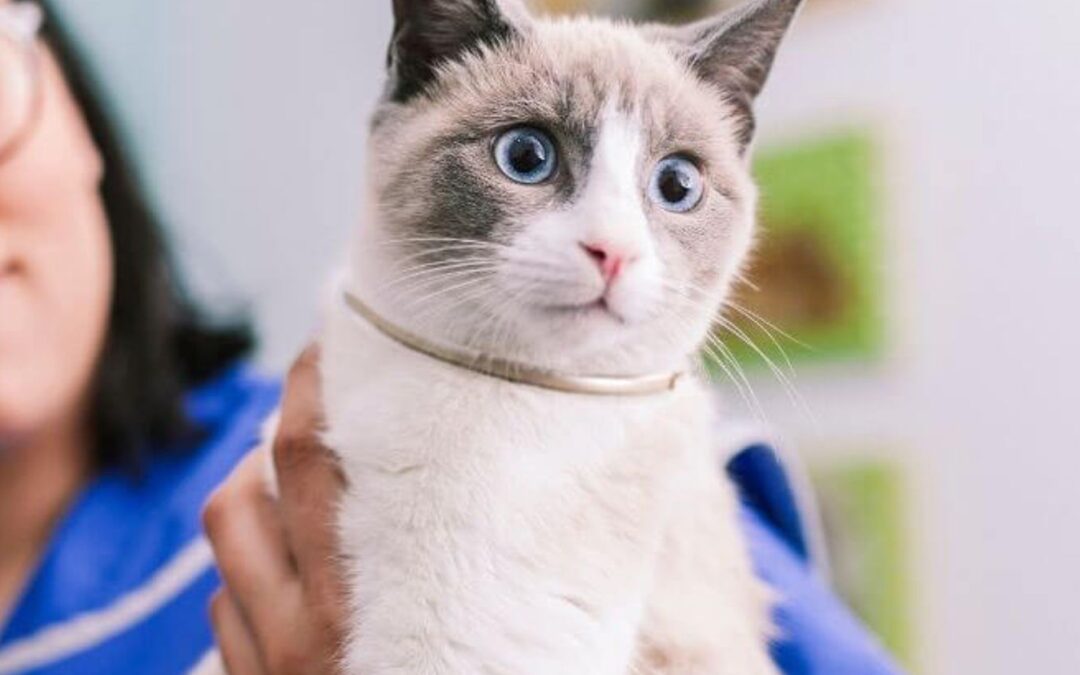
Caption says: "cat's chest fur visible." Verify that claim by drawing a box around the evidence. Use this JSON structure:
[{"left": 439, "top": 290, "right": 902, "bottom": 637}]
[{"left": 318, "top": 285, "right": 771, "bottom": 675}]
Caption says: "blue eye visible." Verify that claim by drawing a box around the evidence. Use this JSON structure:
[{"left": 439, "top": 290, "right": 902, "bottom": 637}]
[
  {"left": 649, "top": 156, "right": 704, "bottom": 213},
  {"left": 494, "top": 127, "right": 557, "bottom": 184}
]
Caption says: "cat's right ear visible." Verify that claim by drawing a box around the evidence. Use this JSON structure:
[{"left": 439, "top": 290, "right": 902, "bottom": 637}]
[
  {"left": 654, "top": 0, "right": 804, "bottom": 152},
  {"left": 387, "top": 0, "right": 528, "bottom": 102}
]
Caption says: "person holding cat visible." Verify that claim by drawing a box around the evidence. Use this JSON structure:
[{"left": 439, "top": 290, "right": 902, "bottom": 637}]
[{"left": 0, "top": 0, "right": 902, "bottom": 673}]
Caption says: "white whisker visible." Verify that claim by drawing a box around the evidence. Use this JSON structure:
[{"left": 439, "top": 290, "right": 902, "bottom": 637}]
[
  {"left": 403, "top": 273, "right": 496, "bottom": 316},
  {"left": 726, "top": 301, "right": 813, "bottom": 351},
  {"left": 378, "top": 259, "right": 500, "bottom": 298},
  {"left": 714, "top": 316, "right": 816, "bottom": 425}
]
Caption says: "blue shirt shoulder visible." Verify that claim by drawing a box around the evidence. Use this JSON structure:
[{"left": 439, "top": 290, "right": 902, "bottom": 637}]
[
  {"left": 730, "top": 444, "right": 905, "bottom": 675},
  {"left": 0, "top": 367, "right": 280, "bottom": 675}
]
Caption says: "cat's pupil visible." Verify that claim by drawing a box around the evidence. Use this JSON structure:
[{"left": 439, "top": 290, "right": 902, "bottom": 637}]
[
  {"left": 659, "top": 168, "right": 691, "bottom": 204},
  {"left": 509, "top": 136, "right": 546, "bottom": 174}
]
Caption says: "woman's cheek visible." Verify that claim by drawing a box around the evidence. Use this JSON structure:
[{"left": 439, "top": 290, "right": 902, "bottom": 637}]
[
  {"left": 0, "top": 204, "right": 110, "bottom": 442},
  {"left": 0, "top": 46, "right": 113, "bottom": 443},
  {"left": 0, "top": 195, "right": 112, "bottom": 442}
]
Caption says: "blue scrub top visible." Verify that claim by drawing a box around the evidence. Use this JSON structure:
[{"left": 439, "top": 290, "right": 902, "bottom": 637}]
[{"left": 0, "top": 367, "right": 903, "bottom": 674}]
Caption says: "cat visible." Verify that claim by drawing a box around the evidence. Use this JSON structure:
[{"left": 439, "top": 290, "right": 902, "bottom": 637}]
[{"left": 198, "top": 0, "right": 805, "bottom": 673}]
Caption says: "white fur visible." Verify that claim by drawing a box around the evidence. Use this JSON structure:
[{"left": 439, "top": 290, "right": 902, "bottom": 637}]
[
  {"left": 318, "top": 286, "right": 774, "bottom": 675},
  {"left": 307, "top": 109, "right": 778, "bottom": 674}
]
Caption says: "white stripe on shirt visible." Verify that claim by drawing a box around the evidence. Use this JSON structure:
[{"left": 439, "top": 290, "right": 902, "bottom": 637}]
[{"left": 0, "top": 537, "right": 214, "bottom": 674}]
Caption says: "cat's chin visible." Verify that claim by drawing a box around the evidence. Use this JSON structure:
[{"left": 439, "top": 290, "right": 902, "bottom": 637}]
[
  {"left": 521, "top": 300, "right": 651, "bottom": 351},
  {"left": 485, "top": 303, "right": 698, "bottom": 377}
]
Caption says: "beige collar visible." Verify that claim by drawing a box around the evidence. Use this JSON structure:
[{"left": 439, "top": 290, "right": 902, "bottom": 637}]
[{"left": 343, "top": 291, "right": 684, "bottom": 397}]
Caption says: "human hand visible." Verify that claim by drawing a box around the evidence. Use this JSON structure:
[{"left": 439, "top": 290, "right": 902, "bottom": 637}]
[{"left": 203, "top": 347, "right": 347, "bottom": 674}]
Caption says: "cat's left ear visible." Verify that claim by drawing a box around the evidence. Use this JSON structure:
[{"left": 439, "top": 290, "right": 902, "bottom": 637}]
[
  {"left": 664, "top": 0, "right": 805, "bottom": 151},
  {"left": 387, "top": 0, "right": 530, "bottom": 103}
]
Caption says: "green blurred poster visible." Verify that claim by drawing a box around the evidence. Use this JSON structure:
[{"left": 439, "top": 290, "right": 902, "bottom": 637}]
[
  {"left": 814, "top": 459, "right": 914, "bottom": 666},
  {"left": 707, "top": 129, "right": 885, "bottom": 373}
]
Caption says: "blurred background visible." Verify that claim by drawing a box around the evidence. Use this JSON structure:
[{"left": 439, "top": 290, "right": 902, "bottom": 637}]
[{"left": 50, "top": 0, "right": 1080, "bottom": 672}]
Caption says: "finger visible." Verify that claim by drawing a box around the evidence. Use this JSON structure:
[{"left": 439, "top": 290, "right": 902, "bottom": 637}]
[
  {"left": 204, "top": 448, "right": 299, "bottom": 640},
  {"left": 210, "top": 590, "right": 266, "bottom": 675},
  {"left": 272, "top": 345, "right": 347, "bottom": 620}
]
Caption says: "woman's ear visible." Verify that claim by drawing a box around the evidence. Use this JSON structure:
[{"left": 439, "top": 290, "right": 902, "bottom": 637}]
[
  {"left": 665, "top": 0, "right": 805, "bottom": 151},
  {"left": 387, "top": 0, "right": 530, "bottom": 103}
]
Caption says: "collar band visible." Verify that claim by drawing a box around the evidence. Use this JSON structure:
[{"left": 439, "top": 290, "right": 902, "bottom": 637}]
[{"left": 343, "top": 291, "right": 683, "bottom": 397}]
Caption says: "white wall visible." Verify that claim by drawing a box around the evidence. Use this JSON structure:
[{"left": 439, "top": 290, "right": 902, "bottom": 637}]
[
  {"left": 756, "top": 1, "right": 1080, "bottom": 672},
  {"left": 56, "top": 1, "right": 1080, "bottom": 673},
  {"left": 55, "top": 0, "right": 392, "bottom": 367}
]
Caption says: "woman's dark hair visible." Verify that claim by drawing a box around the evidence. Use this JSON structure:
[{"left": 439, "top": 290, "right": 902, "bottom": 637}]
[{"left": 40, "top": 3, "right": 255, "bottom": 470}]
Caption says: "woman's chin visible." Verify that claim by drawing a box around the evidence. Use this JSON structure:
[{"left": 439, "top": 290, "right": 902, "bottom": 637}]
[
  {"left": 0, "top": 413, "right": 36, "bottom": 456},
  {"left": 0, "top": 369, "right": 69, "bottom": 451}
]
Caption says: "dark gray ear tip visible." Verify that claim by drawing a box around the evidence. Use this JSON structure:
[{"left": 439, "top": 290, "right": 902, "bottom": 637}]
[
  {"left": 678, "top": 0, "right": 807, "bottom": 150},
  {"left": 757, "top": 0, "right": 807, "bottom": 12},
  {"left": 736, "top": 0, "right": 807, "bottom": 28},
  {"left": 387, "top": 0, "right": 525, "bottom": 103}
]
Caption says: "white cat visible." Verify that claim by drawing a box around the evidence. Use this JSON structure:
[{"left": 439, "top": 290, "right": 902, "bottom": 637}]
[{"left": 200, "top": 0, "right": 805, "bottom": 673}]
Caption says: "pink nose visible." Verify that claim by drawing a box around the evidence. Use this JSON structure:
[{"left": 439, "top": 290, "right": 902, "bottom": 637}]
[{"left": 581, "top": 242, "right": 630, "bottom": 284}]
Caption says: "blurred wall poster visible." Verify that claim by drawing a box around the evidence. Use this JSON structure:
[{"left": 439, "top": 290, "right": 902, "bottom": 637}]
[
  {"left": 708, "top": 129, "right": 884, "bottom": 374},
  {"left": 813, "top": 458, "right": 914, "bottom": 666}
]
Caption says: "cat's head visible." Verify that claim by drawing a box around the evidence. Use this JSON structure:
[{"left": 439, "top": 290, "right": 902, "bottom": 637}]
[{"left": 356, "top": 0, "right": 802, "bottom": 376}]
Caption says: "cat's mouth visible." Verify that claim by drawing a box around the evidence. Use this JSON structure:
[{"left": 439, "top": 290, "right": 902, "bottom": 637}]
[{"left": 539, "top": 297, "right": 627, "bottom": 325}]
